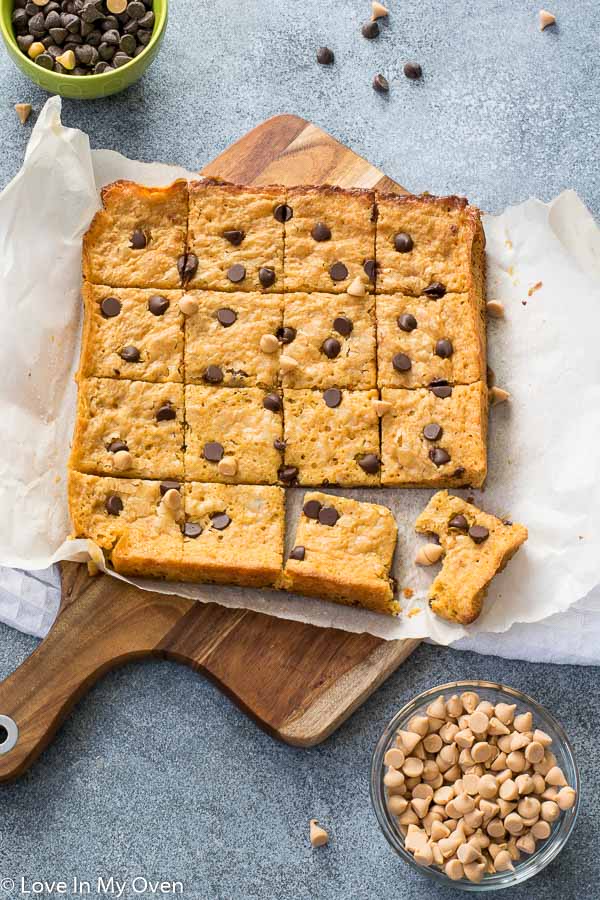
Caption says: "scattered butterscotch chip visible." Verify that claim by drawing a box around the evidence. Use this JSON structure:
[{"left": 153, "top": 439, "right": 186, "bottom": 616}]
[
  {"left": 15, "top": 103, "right": 32, "bottom": 124},
  {"left": 280, "top": 354, "right": 299, "bottom": 373},
  {"left": 489, "top": 386, "right": 510, "bottom": 406},
  {"left": 486, "top": 300, "right": 505, "bottom": 318},
  {"left": 259, "top": 333, "right": 279, "bottom": 354},
  {"left": 161, "top": 488, "right": 182, "bottom": 512},
  {"left": 107, "top": 0, "right": 128, "bottom": 12},
  {"left": 309, "top": 819, "right": 329, "bottom": 847},
  {"left": 179, "top": 295, "right": 199, "bottom": 316},
  {"left": 218, "top": 456, "right": 238, "bottom": 477},
  {"left": 346, "top": 275, "right": 366, "bottom": 297},
  {"left": 539, "top": 9, "right": 556, "bottom": 29},
  {"left": 528, "top": 280, "right": 543, "bottom": 296},
  {"left": 56, "top": 49, "right": 76, "bottom": 70},
  {"left": 373, "top": 399, "right": 392, "bottom": 417},
  {"left": 415, "top": 543, "right": 444, "bottom": 566},
  {"left": 86, "top": 560, "right": 100, "bottom": 577},
  {"left": 113, "top": 449, "right": 133, "bottom": 471},
  {"left": 371, "top": 1, "right": 389, "bottom": 19}
]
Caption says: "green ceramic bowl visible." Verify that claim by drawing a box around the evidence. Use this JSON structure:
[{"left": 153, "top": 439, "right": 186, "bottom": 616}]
[{"left": 0, "top": 0, "right": 167, "bottom": 99}]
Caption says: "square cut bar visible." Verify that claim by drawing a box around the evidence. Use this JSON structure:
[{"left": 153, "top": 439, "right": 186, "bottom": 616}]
[
  {"left": 375, "top": 193, "right": 485, "bottom": 299},
  {"left": 186, "top": 180, "right": 285, "bottom": 292},
  {"left": 415, "top": 490, "right": 528, "bottom": 624},
  {"left": 283, "top": 389, "right": 381, "bottom": 486},
  {"left": 70, "top": 378, "right": 184, "bottom": 480},
  {"left": 380, "top": 383, "right": 488, "bottom": 488},
  {"left": 185, "top": 385, "right": 283, "bottom": 484},
  {"left": 82, "top": 180, "right": 188, "bottom": 290},
  {"left": 281, "top": 491, "right": 399, "bottom": 615},
  {"left": 281, "top": 292, "right": 376, "bottom": 389},
  {"left": 184, "top": 290, "right": 283, "bottom": 389},
  {"left": 376, "top": 292, "right": 485, "bottom": 389},
  {"left": 78, "top": 284, "right": 184, "bottom": 383},
  {"left": 284, "top": 186, "right": 376, "bottom": 294},
  {"left": 181, "top": 483, "right": 285, "bottom": 587}
]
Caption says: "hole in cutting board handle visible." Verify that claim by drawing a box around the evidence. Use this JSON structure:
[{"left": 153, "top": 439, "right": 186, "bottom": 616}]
[{"left": 0, "top": 716, "right": 18, "bottom": 754}]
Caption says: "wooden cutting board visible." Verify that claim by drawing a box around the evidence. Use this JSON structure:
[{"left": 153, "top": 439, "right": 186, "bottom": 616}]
[{"left": 0, "top": 115, "right": 419, "bottom": 782}]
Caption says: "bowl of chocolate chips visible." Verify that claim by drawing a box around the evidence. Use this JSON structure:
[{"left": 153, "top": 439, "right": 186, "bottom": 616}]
[{"left": 1, "top": 0, "right": 167, "bottom": 98}]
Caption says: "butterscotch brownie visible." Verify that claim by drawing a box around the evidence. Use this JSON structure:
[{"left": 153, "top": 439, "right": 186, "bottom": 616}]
[
  {"left": 283, "top": 389, "right": 380, "bottom": 486},
  {"left": 415, "top": 491, "right": 528, "bottom": 624},
  {"left": 181, "top": 483, "right": 285, "bottom": 587},
  {"left": 281, "top": 491, "right": 399, "bottom": 615},
  {"left": 78, "top": 284, "right": 184, "bottom": 383},
  {"left": 70, "top": 378, "right": 184, "bottom": 480},
  {"left": 280, "top": 292, "right": 376, "bottom": 389},
  {"left": 82, "top": 180, "right": 188, "bottom": 289},
  {"left": 186, "top": 180, "right": 286, "bottom": 292},
  {"left": 284, "top": 186, "right": 376, "bottom": 293},
  {"left": 375, "top": 193, "right": 485, "bottom": 299},
  {"left": 184, "top": 290, "right": 283, "bottom": 388},
  {"left": 380, "top": 382, "right": 488, "bottom": 487},
  {"left": 185, "top": 385, "right": 283, "bottom": 484},
  {"left": 376, "top": 292, "right": 485, "bottom": 389}
]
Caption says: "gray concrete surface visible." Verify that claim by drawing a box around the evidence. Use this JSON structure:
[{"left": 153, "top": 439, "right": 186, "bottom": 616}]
[{"left": 0, "top": 1, "right": 598, "bottom": 898}]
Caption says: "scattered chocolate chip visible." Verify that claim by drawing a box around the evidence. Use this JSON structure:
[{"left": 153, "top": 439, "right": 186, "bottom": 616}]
[
  {"left": 203, "top": 441, "right": 224, "bottom": 462},
  {"left": 323, "top": 388, "right": 342, "bottom": 408},
  {"left": 453, "top": 467, "right": 466, "bottom": 478},
  {"left": 394, "top": 232, "right": 414, "bottom": 252},
  {"left": 333, "top": 316, "right": 353, "bottom": 337},
  {"left": 358, "top": 453, "right": 380, "bottom": 474},
  {"left": 429, "top": 380, "right": 453, "bottom": 399},
  {"left": 178, "top": 253, "right": 198, "bottom": 284},
  {"left": 435, "top": 338, "right": 454, "bottom": 358},
  {"left": 227, "top": 263, "right": 246, "bottom": 283},
  {"left": 424, "top": 282, "right": 446, "bottom": 298},
  {"left": 130, "top": 228, "right": 147, "bottom": 249},
  {"left": 183, "top": 521, "right": 202, "bottom": 538},
  {"left": 216, "top": 307, "right": 237, "bottom": 327},
  {"left": 278, "top": 465, "right": 299, "bottom": 485},
  {"left": 329, "top": 261, "right": 348, "bottom": 282},
  {"left": 108, "top": 439, "right": 128, "bottom": 453},
  {"left": 100, "top": 296, "right": 121, "bottom": 318},
  {"left": 318, "top": 505, "right": 340, "bottom": 526},
  {"left": 223, "top": 229, "right": 245, "bottom": 245},
  {"left": 392, "top": 352, "right": 412, "bottom": 372},
  {"left": 423, "top": 423, "right": 443, "bottom": 441},
  {"left": 273, "top": 438, "right": 286, "bottom": 451},
  {"left": 362, "top": 20, "right": 379, "bottom": 38},
  {"left": 274, "top": 203, "right": 293, "bottom": 223},
  {"left": 120, "top": 345, "right": 140, "bottom": 363},
  {"left": 276, "top": 326, "right": 296, "bottom": 344},
  {"left": 160, "top": 481, "right": 181, "bottom": 496},
  {"left": 469, "top": 525, "right": 489, "bottom": 544},
  {"left": 398, "top": 313, "right": 417, "bottom": 332},
  {"left": 258, "top": 266, "right": 276, "bottom": 287},
  {"left": 449, "top": 514, "right": 469, "bottom": 532},
  {"left": 316, "top": 46, "right": 334, "bottom": 65},
  {"left": 105, "top": 493, "right": 123, "bottom": 516},
  {"left": 363, "top": 259, "right": 377, "bottom": 282},
  {"left": 311, "top": 222, "right": 331, "bottom": 241},
  {"left": 156, "top": 403, "right": 176, "bottom": 421},
  {"left": 203, "top": 365, "right": 224, "bottom": 384},
  {"left": 303, "top": 499, "right": 322, "bottom": 519},
  {"left": 289, "top": 546, "right": 306, "bottom": 561},
  {"left": 210, "top": 511, "right": 231, "bottom": 531},
  {"left": 148, "top": 295, "right": 169, "bottom": 316},
  {"left": 404, "top": 61, "right": 422, "bottom": 80},
  {"left": 263, "top": 393, "right": 282, "bottom": 413},
  {"left": 429, "top": 448, "right": 451, "bottom": 466},
  {"left": 373, "top": 73, "right": 389, "bottom": 93},
  {"left": 321, "top": 337, "right": 341, "bottom": 359}
]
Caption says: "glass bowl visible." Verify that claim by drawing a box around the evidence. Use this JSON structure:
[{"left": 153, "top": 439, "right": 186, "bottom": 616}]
[{"left": 370, "top": 680, "right": 580, "bottom": 892}]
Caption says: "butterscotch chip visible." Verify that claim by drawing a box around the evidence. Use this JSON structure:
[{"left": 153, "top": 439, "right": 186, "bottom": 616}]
[
  {"left": 539, "top": 9, "right": 556, "bottom": 29},
  {"left": 179, "top": 295, "right": 199, "bottom": 316},
  {"left": 15, "top": 102, "right": 32, "bottom": 124},
  {"left": 309, "top": 820, "right": 329, "bottom": 848}
]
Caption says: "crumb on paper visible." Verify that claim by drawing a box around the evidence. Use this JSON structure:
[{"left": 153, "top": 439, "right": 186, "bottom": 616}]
[
  {"left": 403, "top": 587, "right": 413, "bottom": 599},
  {"left": 528, "top": 281, "right": 543, "bottom": 296},
  {"left": 408, "top": 607, "right": 421, "bottom": 618}
]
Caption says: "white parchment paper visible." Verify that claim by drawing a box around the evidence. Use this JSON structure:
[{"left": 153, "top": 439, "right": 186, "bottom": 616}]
[{"left": 1, "top": 97, "right": 599, "bottom": 650}]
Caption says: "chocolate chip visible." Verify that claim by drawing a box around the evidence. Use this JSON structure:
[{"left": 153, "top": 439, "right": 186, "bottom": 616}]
[
  {"left": 333, "top": 316, "right": 353, "bottom": 337},
  {"left": 329, "top": 261, "right": 348, "bottom": 282},
  {"left": 278, "top": 465, "right": 299, "bottom": 485},
  {"left": 108, "top": 439, "right": 128, "bottom": 453},
  {"left": 303, "top": 499, "right": 322, "bottom": 519},
  {"left": 274, "top": 203, "right": 293, "bottom": 223},
  {"left": 216, "top": 307, "right": 237, "bottom": 327},
  {"left": 119, "top": 33, "right": 136, "bottom": 55},
  {"left": 404, "top": 61, "right": 422, "bottom": 80},
  {"left": 274, "top": 438, "right": 286, "bottom": 451},
  {"left": 316, "top": 46, "right": 334, "bottom": 65},
  {"left": 398, "top": 313, "right": 417, "bottom": 332},
  {"left": 321, "top": 337, "right": 341, "bottom": 359},
  {"left": 423, "top": 423, "right": 443, "bottom": 441},
  {"left": 223, "top": 229, "right": 245, "bottom": 245},
  {"left": 289, "top": 546, "right": 305, "bottom": 561},
  {"left": 429, "top": 448, "right": 451, "bottom": 466},
  {"left": 258, "top": 266, "right": 276, "bottom": 287},
  {"left": 100, "top": 296, "right": 121, "bottom": 318},
  {"left": 449, "top": 514, "right": 469, "bottom": 532},
  {"left": 392, "top": 353, "right": 412, "bottom": 372},
  {"left": 203, "top": 365, "right": 224, "bottom": 384},
  {"left": 148, "top": 295, "right": 169, "bottom": 316},
  {"left": 358, "top": 453, "right": 380, "bottom": 474},
  {"left": 120, "top": 345, "right": 140, "bottom": 363},
  {"left": 203, "top": 441, "right": 224, "bottom": 463},
  {"left": 36, "top": 53, "right": 55, "bottom": 69},
  {"left": 227, "top": 263, "right": 246, "bottom": 283},
  {"left": 429, "top": 380, "right": 453, "bottom": 399},
  {"left": 361, "top": 20, "right": 379, "bottom": 38},
  {"left": 311, "top": 222, "right": 331, "bottom": 241},
  {"left": 263, "top": 393, "right": 282, "bottom": 413},
  {"left": 424, "top": 282, "right": 446, "bottom": 298},
  {"left": 394, "top": 232, "right": 414, "bottom": 252},
  {"left": 318, "top": 506, "right": 339, "bottom": 526},
  {"left": 130, "top": 228, "right": 147, "bottom": 249},
  {"left": 276, "top": 326, "right": 296, "bottom": 344},
  {"left": 363, "top": 259, "right": 377, "bottom": 282},
  {"left": 323, "top": 388, "right": 342, "bottom": 408},
  {"left": 469, "top": 525, "right": 489, "bottom": 544},
  {"left": 435, "top": 338, "right": 453, "bottom": 359},
  {"left": 105, "top": 493, "right": 123, "bottom": 516},
  {"left": 156, "top": 403, "right": 176, "bottom": 421},
  {"left": 373, "top": 73, "right": 389, "bottom": 93},
  {"left": 178, "top": 253, "right": 198, "bottom": 284},
  {"left": 160, "top": 481, "right": 181, "bottom": 496},
  {"left": 210, "top": 512, "right": 231, "bottom": 531},
  {"left": 183, "top": 522, "right": 202, "bottom": 538}
]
